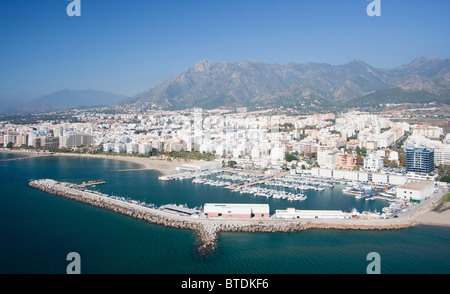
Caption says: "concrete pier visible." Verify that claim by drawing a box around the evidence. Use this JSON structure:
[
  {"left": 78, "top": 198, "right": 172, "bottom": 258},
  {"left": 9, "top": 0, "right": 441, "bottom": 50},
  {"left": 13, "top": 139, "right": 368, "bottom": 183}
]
[{"left": 29, "top": 179, "right": 438, "bottom": 254}]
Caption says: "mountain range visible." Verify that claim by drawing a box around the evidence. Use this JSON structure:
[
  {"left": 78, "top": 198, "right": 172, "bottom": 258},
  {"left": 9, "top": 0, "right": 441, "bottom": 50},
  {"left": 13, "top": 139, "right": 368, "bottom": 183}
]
[
  {"left": 121, "top": 57, "right": 450, "bottom": 110},
  {"left": 2, "top": 57, "right": 448, "bottom": 115}
]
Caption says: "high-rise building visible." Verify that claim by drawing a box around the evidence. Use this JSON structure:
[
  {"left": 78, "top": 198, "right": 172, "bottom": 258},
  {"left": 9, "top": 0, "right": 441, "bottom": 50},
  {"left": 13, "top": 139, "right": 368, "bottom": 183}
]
[
  {"left": 406, "top": 148, "right": 434, "bottom": 174},
  {"left": 434, "top": 145, "right": 450, "bottom": 166},
  {"left": 317, "top": 146, "right": 339, "bottom": 169},
  {"left": 59, "top": 134, "right": 94, "bottom": 148}
]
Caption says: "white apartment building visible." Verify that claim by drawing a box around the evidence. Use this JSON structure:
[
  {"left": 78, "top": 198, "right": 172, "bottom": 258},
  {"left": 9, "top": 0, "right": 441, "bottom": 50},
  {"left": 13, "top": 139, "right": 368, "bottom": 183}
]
[
  {"left": 388, "top": 150, "right": 399, "bottom": 162},
  {"left": 376, "top": 131, "right": 395, "bottom": 148},
  {"left": 270, "top": 144, "right": 286, "bottom": 163},
  {"left": 60, "top": 134, "right": 94, "bottom": 148},
  {"left": 138, "top": 143, "right": 152, "bottom": 155},
  {"left": 404, "top": 135, "right": 448, "bottom": 166},
  {"left": 251, "top": 143, "right": 270, "bottom": 161},
  {"left": 364, "top": 152, "right": 384, "bottom": 171},
  {"left": 317, "top": 147, "right": 339, "bottom": 169},
  {"left": 434, "top": 145, "right": 450, "bottom": 166},
  {"left": 103, "top": 143, "right": 115, "bottom": 152},
  {"left": 126, "top": 143, "right": 139, "bottom": 154},
  {"left": 114, "top": 143, "right": 125, "bottom": 153},
  {"left": 411, "top": 125, "right": 444, "bottom": 138},
  {"left": 404, "top": 135, "right": 443, "bottom": 150}
]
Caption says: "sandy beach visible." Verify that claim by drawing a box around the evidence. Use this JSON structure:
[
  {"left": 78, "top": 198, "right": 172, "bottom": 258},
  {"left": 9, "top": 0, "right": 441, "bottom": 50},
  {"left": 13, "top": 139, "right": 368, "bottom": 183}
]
[
  {"left": 414, "top": 201, "right": 450, "bottom": 227},
  {"left": 0, "top": 149, "right": 183, "bottom": 176},
  {"left": 52, "top": 153, "right": 185, "bottom": 176}
]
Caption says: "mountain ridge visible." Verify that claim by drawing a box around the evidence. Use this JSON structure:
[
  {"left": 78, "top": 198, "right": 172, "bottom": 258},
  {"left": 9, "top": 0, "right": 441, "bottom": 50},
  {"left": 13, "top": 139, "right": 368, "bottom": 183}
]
[{"left": 121, "top": 57, "right": 450, "bottom": 110}]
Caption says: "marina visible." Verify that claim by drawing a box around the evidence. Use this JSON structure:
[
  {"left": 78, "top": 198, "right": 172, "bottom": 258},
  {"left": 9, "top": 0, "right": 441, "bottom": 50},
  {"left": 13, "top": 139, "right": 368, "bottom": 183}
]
[
  {"left": 28, "top": 176, "right": 442, "bottom": 254},
  {"left": 1, "top": 153, "right": 447, "bottom": 274},
  {"left": 164, "top": 169, "right": 408, "bottom": 216}
]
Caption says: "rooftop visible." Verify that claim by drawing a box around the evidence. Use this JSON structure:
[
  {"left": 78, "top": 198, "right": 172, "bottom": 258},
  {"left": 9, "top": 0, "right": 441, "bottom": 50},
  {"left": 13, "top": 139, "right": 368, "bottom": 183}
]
[
  {"left": 160, "top": 204, "right": 200, "bottom": 215},
  {"left": 398, "top": 180, "right": 434, "bottom": 191}
]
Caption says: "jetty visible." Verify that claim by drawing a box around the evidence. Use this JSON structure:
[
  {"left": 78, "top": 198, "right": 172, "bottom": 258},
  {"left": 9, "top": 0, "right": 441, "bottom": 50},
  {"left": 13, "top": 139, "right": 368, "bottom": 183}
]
[
  {"left": 79, "top": 180, "right": 106, "bottom": 187},
  {"left": 106, "top": 168, "right": 156, "bottom": 173},
  {"left": 225, "top": 172, "right": 286, "bottom": 190},
  {"left": 0, "top": 154, "right": 50, "bottom": 162},
  {"left": 28, "top": 179, "right": 446, "bottom": 255}
]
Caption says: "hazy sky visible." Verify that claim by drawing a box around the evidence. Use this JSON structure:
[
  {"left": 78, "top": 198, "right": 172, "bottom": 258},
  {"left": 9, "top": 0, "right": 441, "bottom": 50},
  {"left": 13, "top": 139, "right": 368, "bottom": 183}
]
[{"left": 0, "top": 0, "right": 449, "bottom": 102}]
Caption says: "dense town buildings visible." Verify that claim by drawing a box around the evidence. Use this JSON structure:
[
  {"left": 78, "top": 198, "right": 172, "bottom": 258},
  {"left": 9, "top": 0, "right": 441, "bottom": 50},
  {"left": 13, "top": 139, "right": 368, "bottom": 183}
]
[{"left": 1, "top": 110, "right": 448, "bottom": 178}]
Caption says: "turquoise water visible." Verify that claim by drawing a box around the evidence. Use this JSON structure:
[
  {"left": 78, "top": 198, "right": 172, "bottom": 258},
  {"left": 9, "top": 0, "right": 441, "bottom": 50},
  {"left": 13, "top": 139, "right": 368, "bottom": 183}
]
[{"left": 0, "top": 155, "right": 449, "bottom": 274}]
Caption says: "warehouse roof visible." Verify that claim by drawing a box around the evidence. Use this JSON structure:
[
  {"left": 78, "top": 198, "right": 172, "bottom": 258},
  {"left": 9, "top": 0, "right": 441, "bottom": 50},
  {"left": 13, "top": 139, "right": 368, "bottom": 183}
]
[{"left": 398, "top": 181, "right": 433, "bottom": 191}]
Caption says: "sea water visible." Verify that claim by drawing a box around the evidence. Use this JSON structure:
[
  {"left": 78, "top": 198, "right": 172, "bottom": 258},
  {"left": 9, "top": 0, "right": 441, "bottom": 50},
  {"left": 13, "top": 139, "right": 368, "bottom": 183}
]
[{"left": 0, "top": 155, "right": 449, "bottom": 274}]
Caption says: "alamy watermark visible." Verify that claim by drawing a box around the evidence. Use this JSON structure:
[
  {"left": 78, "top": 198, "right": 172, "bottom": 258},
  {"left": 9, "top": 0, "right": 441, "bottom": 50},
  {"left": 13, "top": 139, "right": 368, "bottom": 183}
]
[
  {"left": 65, "top": 1, "right": 379, "bottom": 18},
  {"left": 367, "top": 0, "right": 381, "bottom": 17},
  {"left": 66, "top": 252, "right": 81, "bottom": 274},
  {"left": 66, "top": 0, "right": 81, "bottom": 17},
  {"left": 366, "top": 252, "right": 381, "bottom": 274}
]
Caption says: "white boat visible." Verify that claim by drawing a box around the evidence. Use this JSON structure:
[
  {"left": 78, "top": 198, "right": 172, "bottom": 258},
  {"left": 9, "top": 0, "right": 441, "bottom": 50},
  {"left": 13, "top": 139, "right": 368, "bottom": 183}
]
[{"left": 294, "top": 194, "right": 307, "bottom": 201}]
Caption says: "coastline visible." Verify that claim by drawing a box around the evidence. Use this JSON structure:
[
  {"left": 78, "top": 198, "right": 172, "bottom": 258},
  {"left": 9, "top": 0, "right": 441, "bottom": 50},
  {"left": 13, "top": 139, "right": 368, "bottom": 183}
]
[
  {"left": 28, "top": 177, "right": 449, "bottom": 254},
  {"left": 414, "top": 203, "right": 450, "bottom": 228},
  {"left": 0, "top": 149, "right": 182, "bottom": 176},
  {"left": 52, "top": 153, "right": 184, "bottom": 176},
  {"left": 3, "top": 148, "right": 449, "bottom": 229}
]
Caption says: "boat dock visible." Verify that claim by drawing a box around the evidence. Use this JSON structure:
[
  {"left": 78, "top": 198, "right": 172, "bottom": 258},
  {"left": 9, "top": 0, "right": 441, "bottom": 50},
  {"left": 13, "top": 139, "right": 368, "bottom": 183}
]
[
  {"left": 79, "top": 180, "right": 106, "bottom": 187},
  {"left": 158, "top": 170, "right": 219, "bottom": 181},
  {"left": 29, "top": 178, "right": 443, "bottom": 255},
  {"left": 225, "top": 172, "right": 286, "bottom": 190}
]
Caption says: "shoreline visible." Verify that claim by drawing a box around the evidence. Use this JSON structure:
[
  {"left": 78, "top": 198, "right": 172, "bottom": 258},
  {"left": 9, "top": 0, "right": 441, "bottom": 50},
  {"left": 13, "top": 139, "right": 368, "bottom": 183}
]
[
  {"left": 0, "top": 149, "right": 182, "bottom": 176},
  {"left": 28, "top": 178, "right": 449, "bottom": 254},
  {"left": 3, "top": 148, "right": 449, "bottom": 229},
  {"left": 52, "top": 153, "right": 184, "bottom": 176},
  {"left": 414, "top": 204, "right": 450, "bottom": 228}
]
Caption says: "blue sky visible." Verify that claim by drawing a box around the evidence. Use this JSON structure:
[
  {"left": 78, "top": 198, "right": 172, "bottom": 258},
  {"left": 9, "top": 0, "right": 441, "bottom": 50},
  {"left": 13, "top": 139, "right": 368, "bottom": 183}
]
[{"left": 0, "top": 0, "right": 449, "bottom": 101}]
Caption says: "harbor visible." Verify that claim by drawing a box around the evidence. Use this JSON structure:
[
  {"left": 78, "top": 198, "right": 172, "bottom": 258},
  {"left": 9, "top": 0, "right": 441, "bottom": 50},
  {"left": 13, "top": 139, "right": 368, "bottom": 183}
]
[
  {"left": 28, "top": 177, "right": 447, "bottom": 254},
  {"left": 164, "top": 169, "right": 413, "bottom": 217}
]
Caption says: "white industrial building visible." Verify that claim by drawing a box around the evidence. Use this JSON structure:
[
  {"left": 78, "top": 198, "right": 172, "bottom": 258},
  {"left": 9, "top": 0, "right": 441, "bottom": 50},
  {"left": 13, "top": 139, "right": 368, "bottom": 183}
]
[
  {"left": 204, "top": 203, "right": 270, "bottom": 219},
  {"left": 275, "top": 208, "right": 347, "bottom": 219},
  {"left": 396, "top": 181, "right": 434, "bottom": 201},
  {"left": 310, "top": 168, "right": 407, "bottom": 185}
]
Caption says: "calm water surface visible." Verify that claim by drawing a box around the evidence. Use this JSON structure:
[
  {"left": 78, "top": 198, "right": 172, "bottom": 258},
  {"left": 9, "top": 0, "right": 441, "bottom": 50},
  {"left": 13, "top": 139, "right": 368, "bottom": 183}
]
[{"left": 0, "top": 155, "right": 449, "bottom": 274}]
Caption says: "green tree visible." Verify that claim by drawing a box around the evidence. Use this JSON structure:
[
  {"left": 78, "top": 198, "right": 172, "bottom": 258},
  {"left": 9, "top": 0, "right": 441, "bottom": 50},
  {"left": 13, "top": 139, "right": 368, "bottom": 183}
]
[
  {"left": 228, "top": 160, "right": 237, "bottom": 168},
  {"left": 439, "top": 176, "right": 450, "bottom": 183},
  {"left": 355, "top": 147, "right": 367, "bottom": 156},
  {"left": 285, "top": 153, "right": 297, "bottom": 162}
]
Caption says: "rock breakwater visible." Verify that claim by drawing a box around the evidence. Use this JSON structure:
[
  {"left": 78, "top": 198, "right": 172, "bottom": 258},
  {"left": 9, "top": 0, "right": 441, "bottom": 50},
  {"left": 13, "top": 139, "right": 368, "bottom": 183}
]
[{"left": 29, "top": 179, "right": 416, "bottom": 255}]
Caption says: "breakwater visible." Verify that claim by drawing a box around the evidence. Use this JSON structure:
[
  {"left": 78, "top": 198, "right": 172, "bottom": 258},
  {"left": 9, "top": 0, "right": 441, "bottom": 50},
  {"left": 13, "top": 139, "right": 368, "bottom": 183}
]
[{"left": 29, "top": 179, "right": 417, "bottom": 255}]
